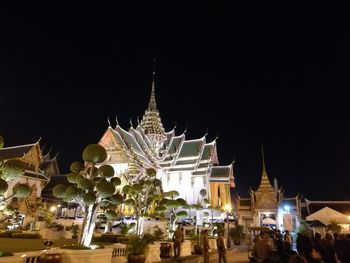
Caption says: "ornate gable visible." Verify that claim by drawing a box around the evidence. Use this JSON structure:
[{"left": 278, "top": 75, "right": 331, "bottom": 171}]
[
  {"left": 99, "top": 128, "right": 130, "bottom": 163},
  {"left": 22, "top": 143, "right": 42, "bottom": 169},
  {"left": 254, "top": 191, "right": 278, "bottom": 210}
]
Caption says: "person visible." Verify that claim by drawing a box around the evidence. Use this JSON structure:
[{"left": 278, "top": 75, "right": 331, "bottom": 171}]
[
  {"left": 202, "top": 229, "right": 210, "bottom": 263},
  {"left": 173, "top": 226, "right": 183, "bottom": 258},
  {"left": 296, "top": 234, "right": 323, "bottom": 263},
  {"left": 252, "top": 232, "right": 273, "bottom": 262},
  {"left": 313, "top": 232, "right": 332, "bottom": 263},
  {"left": 217, "top": 232, "right": 227, "bottom": 263},
  {"left": 323, "top": 233, "right": 336, "bottom": 263},
  {"left": 181, "top": 227, "right": 185, "bottom": 242},
  {"left": 334, "top": 237, "right": 350, "bottom": 263},
  {"left": 289, "top": 255, "right": 308, "bottom": 263},
  {"left": 284, "top": 230, "right": 293, "bottom": 249}
]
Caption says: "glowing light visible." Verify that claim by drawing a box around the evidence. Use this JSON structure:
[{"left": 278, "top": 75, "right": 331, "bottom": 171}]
[
  {"left": 224, "top": 204, "right": 232, "bottom": 212},
  {"left": 58, "top": 204, "right": 61, "bottom": 207},
  {"left": 50, "top": 206, "right": 57, "bottom": 212},
  {"left": 284, "top": 205, "right": 290, "bottom": 212}
]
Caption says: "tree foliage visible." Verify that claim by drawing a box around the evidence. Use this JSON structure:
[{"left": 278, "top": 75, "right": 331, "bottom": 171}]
[
  {"left": 51, "top": 143, "right": 122, "bottom": 246},
  {"left": 156, "top": 190, "right": 188, "bottom": 239},
  {"left": 12, "top": 183, "right": 31, "bottom": 197},
  {"left": 327, "top": 220, "right": 341, "bottom": 234},
  {"left": 1, "top": 159, "right": 26, "bottom": 181},
  {"left": 121, "top": 168, "right": 162, "bottom": 236},
  {"left": 82, "top": 144, "right": 107, "bottom": 164},
  {"left": 0, "top": 136, "right": 31, "bottom": 213},
  {"left": 0, "top": 178, "right": 8, "bottom": 194}
]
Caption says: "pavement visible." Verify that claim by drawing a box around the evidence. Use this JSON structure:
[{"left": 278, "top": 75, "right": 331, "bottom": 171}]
[{"left": 230, "top": 250, "right": 250, "bottom": 263}]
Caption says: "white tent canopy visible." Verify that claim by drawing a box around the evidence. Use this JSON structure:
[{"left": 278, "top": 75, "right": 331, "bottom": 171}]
[
  {"left": 262, "top": 217, "right": 276, "bottom": 225},
  {"left": 306, "top": 207, "right": 350, "bottom": 225}
]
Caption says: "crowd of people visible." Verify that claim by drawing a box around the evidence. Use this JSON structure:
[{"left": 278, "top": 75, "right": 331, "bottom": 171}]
[{"left": 251, "top": 230, "right": 350, "bottom": 263}]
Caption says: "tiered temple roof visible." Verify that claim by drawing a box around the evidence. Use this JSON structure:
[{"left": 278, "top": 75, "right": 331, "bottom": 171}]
[{"left": 99, "top": 75, "right": 235, "bottom": 186}]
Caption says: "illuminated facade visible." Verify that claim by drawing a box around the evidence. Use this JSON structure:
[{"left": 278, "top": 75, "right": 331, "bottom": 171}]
[
  {"left": 98, "top": 73, "right": 235, "bottom": 208},
  {"left": 237, "top": 148, "right": 301, "bottom": 232},
  {"left": 0, "top": 141, "right": 59, "bottom": 223}
]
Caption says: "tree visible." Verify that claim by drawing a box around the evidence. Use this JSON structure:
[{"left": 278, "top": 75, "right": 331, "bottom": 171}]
[
  {"left": 327, "top": 220, "right": 341, "bottom": 234},
  {"left": 189, "top": 188, "right": 210, "bottom": 229},
  {"left": 26, "top": 198, "right": 48, "bottom": 230},
  {"left": 155, "top": 190, "right": 188, "bottom": 239},
  {"left": 52, "top": 144, "right": 122, "bottom": 247},
  {"left": 122, "top": 168, "right": 162, "bottom": 236},
  {"left": 0, "top": 136, "right": 31, "bottom": 213}
]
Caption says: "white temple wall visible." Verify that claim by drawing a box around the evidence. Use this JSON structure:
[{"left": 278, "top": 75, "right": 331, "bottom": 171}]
[
  {"left": 192, "top": 176, "right": 205, "bottom": 204},
  {"left": 104, "top": 163, "right": 128, "bottom": 176},
  {"left": 5, "top": 177, "right": 42, "bottom": 199},
  {"left": 160, "top": 171, "right": 202, "bottom": 205}
]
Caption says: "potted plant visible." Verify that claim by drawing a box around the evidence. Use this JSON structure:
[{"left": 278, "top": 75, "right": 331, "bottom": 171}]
[
  {"left": 127, "top": 233, "right": 155, "bottom": 263},
  {"left": 229, "top": 224, "right": 245, "bottom": 246},
  {"left": 151, "top": 226, "right": 170, "bottom": 258},
  {"left": 71, "top": 224, "right": 80, "bottom": 239}
]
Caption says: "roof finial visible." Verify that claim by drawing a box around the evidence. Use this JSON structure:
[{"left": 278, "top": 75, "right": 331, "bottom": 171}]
[
  {"left": 107, "top": 116, "right": 111, "bottom": 127},
  {"left": 137, "top": 116, "right": 140, "bottom": 125},
  {"left": 115, "top": 115, "right": 119, "bottom": 127},
  {"left": 130, "top": 118, "right": 134, "bottom": 128}
]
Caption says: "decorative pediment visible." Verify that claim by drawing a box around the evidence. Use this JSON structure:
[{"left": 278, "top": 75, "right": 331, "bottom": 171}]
[
  {"left": 22, "top": 144, "right": 42, "bottom": 168},
  {"left": 254, "top": 191, "right": 277, "bottom": 210},
  {"left": 99, "top": 128, "right": 123, "bottom": 151},
  {"left": 99, "top": 128, "right": 130, "bottom": 163}
]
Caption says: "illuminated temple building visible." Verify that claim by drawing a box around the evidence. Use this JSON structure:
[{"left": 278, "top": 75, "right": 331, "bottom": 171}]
[
  {"left": 237, "top": 148, "right": 301, "bottom": 232},
  {"left": 0, "top": 140, "right": 59, "bottom": 224},
  {"left": 98, "top": 73, "right": 235, "bottom": 208}
]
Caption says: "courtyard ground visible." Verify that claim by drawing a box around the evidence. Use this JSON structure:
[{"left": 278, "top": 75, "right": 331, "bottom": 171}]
[{"left": 231, "top": 250, "right": 250, "bottom": 263}]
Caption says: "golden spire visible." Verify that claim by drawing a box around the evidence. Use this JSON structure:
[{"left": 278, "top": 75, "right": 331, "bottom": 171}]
[
  {"left": 139, "top": 59, "right": 166, "bottom": 153},
  {"left": 147, "top": 59, "right": 158, "bottom": 111},
  {"left": 257, "top": 145, "right": 274, "bottom": 192},
  {"left": 262, "top": 144, "right": 266, "bottom": 174}
]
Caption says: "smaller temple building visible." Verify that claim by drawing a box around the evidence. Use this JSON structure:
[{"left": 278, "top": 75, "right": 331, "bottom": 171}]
[
  {"left": 236, "top": 148, "right": 301, "bottom": 232},
  {"left": 0, "top": 140, "right": 59, "bottom": 225}
]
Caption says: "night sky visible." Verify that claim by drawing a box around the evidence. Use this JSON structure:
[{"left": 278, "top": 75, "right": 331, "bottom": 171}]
[{"left": 0, "top": 2, "right": 349, "bottom": 200}]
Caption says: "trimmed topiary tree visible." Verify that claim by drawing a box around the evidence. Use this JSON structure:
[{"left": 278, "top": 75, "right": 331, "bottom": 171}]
[
  {"left": 122, "top": 168, "right": 162, "bottom": 236},
  {"left": 52, "top": 144, "right": 121, "bottom": 247},
  {"left": 155, "top": 190, "right": 188, "bottom": 239},
  {"left": 0, "top": 136, "right": 31, "bottom": 212}
]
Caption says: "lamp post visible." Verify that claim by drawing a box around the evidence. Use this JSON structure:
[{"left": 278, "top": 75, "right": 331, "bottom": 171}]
[
  {"left": 225, "top": 204, "right": 232, "bottom": 248},
  {"left": 50, "top": 205, "right": 57, "bottom": 219}
]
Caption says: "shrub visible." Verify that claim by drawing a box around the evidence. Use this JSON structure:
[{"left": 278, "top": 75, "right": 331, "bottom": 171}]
[
  {"left": 152, "top": 226, "right": 165, "bottom": 241},
  {"left": 48, "top": 222, "right": 64, "bottom": 231},
  {"left": 100, "top": 233, "right": 118, "bottom": 243},
  {"left": 11, "top": 232, "right": 41, "bottom": 239},
  {"left": 0, "top": 230, "right": 22, "bottom": 238},
  {"left": 0, "top": 251, "right": 14, "bottom": 257}
]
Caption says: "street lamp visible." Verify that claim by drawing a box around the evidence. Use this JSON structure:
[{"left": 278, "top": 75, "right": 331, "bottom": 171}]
[
  {"left": 224, "top": 204, "right": 232, "bottom": 248},
  {"left": 50, "top": 206, "right": 57, "bottom": 218}
]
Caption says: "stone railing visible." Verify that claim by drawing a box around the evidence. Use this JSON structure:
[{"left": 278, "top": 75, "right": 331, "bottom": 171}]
[
  {"left": 0, "top": 241, "right": 205, "bottom": 263},
  {"left": 0, "top": 248, "right": 113, "bottom": 263},
  {"left": 60, "top": 248, "right": 113, "bottom": 263},
  {"left": 105, "top": 243, "right": 127, "bottom": 263},
  {"left": 0, "top": 250, "right": 43, "bottom": 263}
]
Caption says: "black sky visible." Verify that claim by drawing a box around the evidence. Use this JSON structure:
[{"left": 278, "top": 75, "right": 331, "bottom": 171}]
[{"left": 0, "top": 2, "right": 349, "bottom": 200}]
